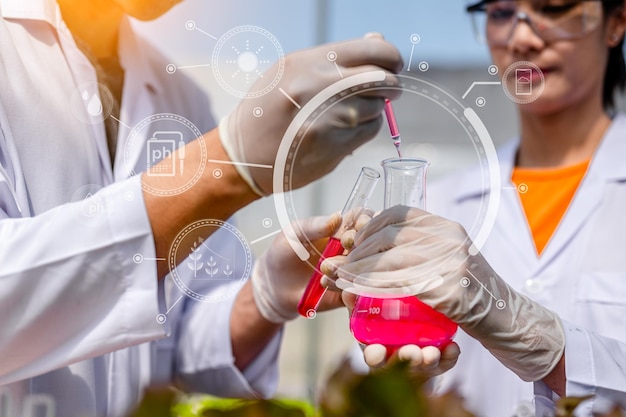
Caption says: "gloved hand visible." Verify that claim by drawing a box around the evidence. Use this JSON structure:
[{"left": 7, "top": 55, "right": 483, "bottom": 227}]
[
  {"left": 320, "top": 209, "right": 460, "bottom": 377},
  {"left": 329, "top": 205, "right": 565, "bottom": 382},
  {"left": 219, "top": 33, "right": 403, "bottom": 196},
  {"left": 252, "top": 214, "right": 344, "bottom": 323},
  {"left": 341, "top": 290, "right": 461, "bottom": 376}
]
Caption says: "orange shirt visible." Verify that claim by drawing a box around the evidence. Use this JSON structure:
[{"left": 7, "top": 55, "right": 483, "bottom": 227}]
[{"left": 511, "top": 160, "right": 590, "bottom": 255}]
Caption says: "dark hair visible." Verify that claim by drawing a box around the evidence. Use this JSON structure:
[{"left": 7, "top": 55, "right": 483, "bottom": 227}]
[{"left": 603, "top": 1, "right": 626, "bottom": 109}]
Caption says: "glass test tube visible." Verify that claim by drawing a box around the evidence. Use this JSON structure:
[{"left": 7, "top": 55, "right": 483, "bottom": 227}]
[
  {"left": 349, "top": 158, "right": 458, "bottom": 350},
  {"left": 297, "top": 167, "right": 381, "bottom": 318}
]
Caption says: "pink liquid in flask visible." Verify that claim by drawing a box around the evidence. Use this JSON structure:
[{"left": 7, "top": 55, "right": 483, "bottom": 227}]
[{"left": 350, "top": 295, "right": 457, "bottom": 351}]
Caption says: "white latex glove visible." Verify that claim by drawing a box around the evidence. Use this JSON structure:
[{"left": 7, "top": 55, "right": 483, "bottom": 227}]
[
  {"left": 331, "top": 205, "right": 565, "bottom": 382},
  {"left": 252, "top": 214, "right": 343, "bottom": 323},
  {"left": 219, "top": 34, "right": 403, "bottom": 196}
]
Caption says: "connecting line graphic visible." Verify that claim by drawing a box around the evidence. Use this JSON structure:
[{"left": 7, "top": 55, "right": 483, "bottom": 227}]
[
  {"left": 176, "top": 64, "right": 212, "bottom": 70},
  {"left": 334, "top": 63, "right": 343, "bottom": 78},
  {"left": 249, "top": 229, "right": 281, "bottom": 245},
  {"left": 109, "top": 115, "right": 130, "bottom": 129},
  {"left": 465, "top": 268, "right": 507, "bottom": 310},
  {"left": 194, "top": 27, "right": 218, "bottom": 40},
  {"left": 407, "top": 44, "right": 417, "bottom": 71},
  {"left": 462, "top": 81, "right": 502, "bottom": 100},
  {"left": 207, "top": 159, "right": 273, "bottom": 169},
  {"left": 406, "top": 34, "right": 421, "bottom": 71},
  {"left": 165, "top": 295, "right": 184, "bottom": 315},
  {"left": 156, "top": 294, "right": 185, "bottom": 323},
  {"left": 279, "top": 88, "right": 302, "bottom": 109}
]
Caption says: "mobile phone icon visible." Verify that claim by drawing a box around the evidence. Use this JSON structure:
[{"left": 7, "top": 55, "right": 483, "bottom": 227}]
[{"left": 516, "top": 69, "right": 532, "bottom": 96}]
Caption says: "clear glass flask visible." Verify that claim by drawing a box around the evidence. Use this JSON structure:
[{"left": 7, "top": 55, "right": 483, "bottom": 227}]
[
  {"left": 297, "top": 167, "right": 381, "bottom": 318},
  {"left": 349, "top": 158, "right": 457, "bottom": 351}
]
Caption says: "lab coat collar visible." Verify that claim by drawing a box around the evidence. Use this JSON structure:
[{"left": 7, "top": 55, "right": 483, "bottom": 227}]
[
  {"left": 0, "top": 0, "right": 58, "bottom": 26},
  {"left": 118, "top": 17, "right": 162, "bottom": 96},
  {"left": 587, "top": 112, "right": 626, "bottom": 183},
  {"left": 451, "top": 112, "right": 626, "bottom": 204},
  {"left": 450, "top": 139, "right": 518, "bottom": 204}
]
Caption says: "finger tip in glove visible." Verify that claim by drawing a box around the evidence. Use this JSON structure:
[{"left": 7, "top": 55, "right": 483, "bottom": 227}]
[
  {"left": 320, "top": 255, "right": 347, "bottom": 278},
  {"left": 355, "top": 213, "right": 373, "bottom": 232},
  {"left": 341, "top": 290, "right": 356, "bottom": 309},
  {"left": 441, "top": 341, "right": 461, "bottom": 359},
  {"left": 363, "top": 344, "right": 388, "bottom": 368},
  {"left": 340, "top": 230, "right": 356, "bottom": 249},
  {"left": 320, "top": 259, "right": 337, "bottom": 278},
  {"left": 421, "top": 346, "right": 442, "bottom": 366},
  {"left": 397, "top": 344, "right": 424, "bottom": 365},
  {"left": 329, "top": 211, "right": 342, "bottom": 234},
  {"left": 364, "top": 32, "right": 384, "bottom": 40}
]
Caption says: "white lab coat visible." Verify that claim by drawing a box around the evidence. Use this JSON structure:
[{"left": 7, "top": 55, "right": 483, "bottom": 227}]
[
  {"left": 427, "top": 113, "right": 626, "bottom": 416},
  {"left": 0, "top": 2, "right": 279, "bottom": 417}
]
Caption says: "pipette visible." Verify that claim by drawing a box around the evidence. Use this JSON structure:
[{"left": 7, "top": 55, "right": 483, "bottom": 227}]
[
  {"left": 384, "top": 98, "right": 403, "bottom": 158},
  {"left": 297, "top": 167, "right": 381, "bottom": 318}
]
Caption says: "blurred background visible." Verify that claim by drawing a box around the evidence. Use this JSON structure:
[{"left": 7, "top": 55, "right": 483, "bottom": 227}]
[{"left": 131, "top": 0, "right": 626, "bottom": 402}]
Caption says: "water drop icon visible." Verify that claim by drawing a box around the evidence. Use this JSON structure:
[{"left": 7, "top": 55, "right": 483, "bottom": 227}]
[{"left": 87, "top": 94, "right": 103, "bottom": 116}]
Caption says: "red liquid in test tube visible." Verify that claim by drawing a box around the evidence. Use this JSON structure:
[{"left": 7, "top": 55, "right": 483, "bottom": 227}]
[{"left": 297, "top": 167, "right": 381, "bottom": 318}]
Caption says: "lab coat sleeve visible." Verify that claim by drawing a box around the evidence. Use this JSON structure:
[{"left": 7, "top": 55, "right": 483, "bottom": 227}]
[
  {"left": 0, "top": 176, "right": 165, "bottom": 384},
  {"left": 174, "top": 284, "right": 282, "bottom": 398},
  {"left": 534, "top": 319, "right": 626, "bottom": 416}
]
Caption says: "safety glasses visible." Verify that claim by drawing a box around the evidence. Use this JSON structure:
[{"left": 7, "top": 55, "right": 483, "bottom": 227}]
[{"left": 466, "top": 0, "right": 605, "bottom": 45}]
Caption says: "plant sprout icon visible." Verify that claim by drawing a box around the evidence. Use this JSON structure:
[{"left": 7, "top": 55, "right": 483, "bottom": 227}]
[
  {"left": 187, "top": 241, "right": 203, "bottom": 277},
  {"left": 186, "top": 238, "right": 234, "bottom": 280}
]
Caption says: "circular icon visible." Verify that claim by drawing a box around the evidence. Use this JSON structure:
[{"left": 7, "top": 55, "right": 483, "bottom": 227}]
[
  {"left": 488, "top": 65, "right": 499, "bottom": 75},
  {"left": 125, "top": 191, "right": 135, "bottom": 201},
  {"left": 476, "top": 97, "right": 486, "bottom": 107},
  {"left": 460, "top": 277, "right": 471, "bottom": 288},
  {"left": 156, "top": 314, "right": 167, "bottom": 324},
  {"left": 305, "top": 309, "right": 317, "bottom": 319},
  {"left": 252, "top": 107, "right": 264, "bottom": 117},
  {"left": 327, "top": 51, "right": 338, "bottom": 62},
  {"left": 185, "top": 20, "right": 196, "bottom": 31},
  {"left": 212, "top": 168, "right": 223, "bottom": 179},
  {"left": 496, "top": 299, "right": 506, "bottom": 310},
  {"left": 262, "top": 218, "right": 273, "bottom": 228},
  {"left": 133, "top": 254, "right": 144, "bottom": 264},
  {"left": 272, "top": 72, "right": 501, "bottom": 295},
  {"left": 123, "top": 113, "right": 206, "bottom": 196},
  {"left": 501, "top": 61, "right": 545, "bottom": 104},
  {"left": 418, "top": 61, "right": 429, "bottom": 72},
  {"left": 212, "top": 25, "right": 284, "bottom": 98},
  {"left": 165, "top": 64, "right": 177, "bottom": 74},
  {"left": 169, "top": 220, "right": 252, "bottom": 303},
  {"left": 68, "top": 184, "right": 107, "bottom": 226},
  {"left": 410, "top": 34, "right": 421, "bottom": 44},
  {"left": 517, "top": 183, "right": 529, "bottom": 194},
  {"left": 70, "top": 82, "right": 115, "bottom": 125}
]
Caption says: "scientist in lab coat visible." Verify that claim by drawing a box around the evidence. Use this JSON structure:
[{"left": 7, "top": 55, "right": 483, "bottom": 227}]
[
  {"left": 0, "top": 0, "right": 403, "bottom": 416},
  {"left": 331, "top": 0, "right": 626, "bottom": 416}
]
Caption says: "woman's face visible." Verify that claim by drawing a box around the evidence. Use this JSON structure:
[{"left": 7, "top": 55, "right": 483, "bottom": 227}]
[
  {"left": 111, "top": 0, "right": 182, "bottom": 21},
  {"left": 487, "top": 1, "right": 621, "bottom": 115}
]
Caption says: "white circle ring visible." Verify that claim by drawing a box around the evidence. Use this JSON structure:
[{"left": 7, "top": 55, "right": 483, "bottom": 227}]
[
  {"left": 272, "top": 72, "right": 501, "bottom": 268},
  {"left": 168, "top": 219, "right": 252, "bottom": 303}
]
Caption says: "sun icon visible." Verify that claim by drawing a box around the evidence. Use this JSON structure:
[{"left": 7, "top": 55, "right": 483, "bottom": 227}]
[
  {"left": 212, "top": 25, "right": 284, "bottom": 98},
  {"left": 226, "top": 40, "right": 272, "bottom": 84}
]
